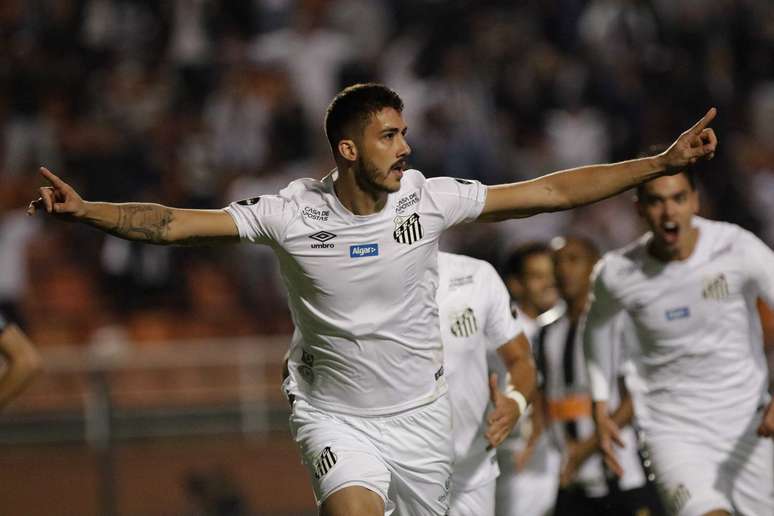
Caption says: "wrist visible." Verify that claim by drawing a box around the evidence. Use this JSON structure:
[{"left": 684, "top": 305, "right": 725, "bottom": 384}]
[
  {"left": 504, "top": 386, "right": 528, "bottom": 417},
  {"left": 79, "top": 201, "right": 98, "bottom": 221}
]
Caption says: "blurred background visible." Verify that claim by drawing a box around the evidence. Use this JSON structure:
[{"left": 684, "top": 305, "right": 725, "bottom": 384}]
[{"left": 1, "top": 0, "right": 774, "bottom": 514}]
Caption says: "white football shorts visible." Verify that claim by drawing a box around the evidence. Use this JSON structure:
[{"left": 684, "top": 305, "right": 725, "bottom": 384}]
[
  {"left": 289, "top": 394, "right": 454, "bottom": 515},
  {"left": 647, "top": 417, "right": 774, "bottom": 516},
  {"left": 450, "top": 479, "right": 495, "bottom": 516}
]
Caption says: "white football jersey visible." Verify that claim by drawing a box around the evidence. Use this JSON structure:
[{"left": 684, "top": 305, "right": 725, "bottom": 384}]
[
  {"left": 584, "top": 217, "right": 774, "bottom": 439},
  {"left": 226, "top": 169, "right": 487, "bottom": 415},
  {"left": 437, "top": 252, "right": 522, "bottom": 491}
]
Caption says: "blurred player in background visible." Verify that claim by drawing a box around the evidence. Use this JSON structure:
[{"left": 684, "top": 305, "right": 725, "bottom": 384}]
[
  {"left": 541, "top": 236, "right": 663, "bottom": 515},
  {"left": 494, "top": 243, "right": 562, "bottom": 516},
  {"left": 584, "top": 168, "right": 774, "bottom": 516},
  {"left": 0, "top": 311, "right": 41, "bottom": 410},
  {"left": 28, "top": 83, "right": 718, "bottom": 515},
  {"left": 437, "top": 251, "right": 535, "bottom": 515}
]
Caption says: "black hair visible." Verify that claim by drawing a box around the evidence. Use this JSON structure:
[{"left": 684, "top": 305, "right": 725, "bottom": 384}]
[
  {"left": 503, "top": 242, "right": 552, "bottom": 279},
  {"left": 551, "top": 235, "right": 600, "bottom": 263},
  {"left": 635, "top": 144, "right": 697, "bottom": 199},
  {"left": 324, "top": 83, "right": 404, "bottom": 157}
]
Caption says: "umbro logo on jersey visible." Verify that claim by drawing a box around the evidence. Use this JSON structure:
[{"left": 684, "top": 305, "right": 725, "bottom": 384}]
[
  {"left": 393, "top": 213, "right": 423, "bottom": 245},
  {"left": 451, "top": 307, "right": 479, "bottom": 337},
  {"left": 309, "top": 231, "right": 336, "bottom": 248},
  {"left": 702, "top": 273, "right": 729, "bottom": 300},
  {"left": 454, "top": 178, "right": 473, "bottom": 185},
  {"left": 313, "top": 446, "right": 338, "bottom": 479}
]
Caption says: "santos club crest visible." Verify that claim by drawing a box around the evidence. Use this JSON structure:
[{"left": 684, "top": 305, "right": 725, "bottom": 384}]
[{"left": 393, "top": 213, "right": 424, "bottom": 245}]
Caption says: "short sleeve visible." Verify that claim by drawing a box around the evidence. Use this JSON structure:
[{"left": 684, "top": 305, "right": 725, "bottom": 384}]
[
  {"left": 481, "top": 263, "right": 522, "bottom": 351},
  {"left": 583, "top": 258, "right": 626, "bottom": 401},
  {"left": 738, "top": 229, "right": 774, "bottom": 307},
  {"left": 424, "top": 177, "right": 487, "bottom": 229},
  {"left": 224, "top": 195, "right": 296, "bottom": 245}
]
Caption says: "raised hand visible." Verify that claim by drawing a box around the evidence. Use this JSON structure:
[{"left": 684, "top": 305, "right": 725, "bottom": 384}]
[
  {"left": 485, "top": 373, "right": 521, "bottom": 449},
  {"left": 660, "top": 108, "right": 718, "bottom": 173},
  {"left": 592, "top": 400, "right": 625, "bottom": 477},
  {"left": 27, "top": 167, "right": 87, "bottom": 219}
]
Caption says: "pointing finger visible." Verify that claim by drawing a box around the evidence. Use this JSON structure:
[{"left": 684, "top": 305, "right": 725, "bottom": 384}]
[
  {"left": 688, "top": 107, "right": 717, "bottom": 135},
  {"left": 39, "top": 167, "right": 67, "bottom": 188}
]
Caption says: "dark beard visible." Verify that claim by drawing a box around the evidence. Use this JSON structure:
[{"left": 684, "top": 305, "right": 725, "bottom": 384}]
[{"left": 355, "top": 155, "right": 393, "bottom": 195}]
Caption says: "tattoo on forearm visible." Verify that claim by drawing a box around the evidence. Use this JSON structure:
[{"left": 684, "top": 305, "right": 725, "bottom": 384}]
[{"left": 109, "top": 205, "right": 174, "bottom": 244}]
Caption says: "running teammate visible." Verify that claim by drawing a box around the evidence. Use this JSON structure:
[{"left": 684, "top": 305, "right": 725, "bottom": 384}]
[
  {"left": 495, "top": 243, "right": 562, "bottom": 516},
  {"left": 584, "top": 170, "right": 774, "bottom": 516},
  {"left": 542, "top": 236, "right": 662, "bottom": 515},
  {"left": 0, "top": 311, "right": 41, "bottom": 409},
  {"left": 437, "top": 251, "right": 535, "bottom": 515},
  {"left": 29, "top": 84, "right": 718, "bottom": 515}
]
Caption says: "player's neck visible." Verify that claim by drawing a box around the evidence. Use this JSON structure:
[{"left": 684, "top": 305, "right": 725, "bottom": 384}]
[
  {"left": 649, "top": 226, "right": 700, "bottom": 262},
  {"left": 333, "top": 166, "right": 388, "bottom": 216},
  {"left": 567, "top": 297, "right": 587, "bottom": 323},
  {"left": 518, "top": 302, "right": 540, "bottom": 321}
]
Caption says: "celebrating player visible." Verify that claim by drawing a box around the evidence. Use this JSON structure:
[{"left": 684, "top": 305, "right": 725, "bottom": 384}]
[
  {"left": 584, "top": 169, "right": 774, "bottom": 516},
  {"left": 437, "top": 252, "right": 535, "bottom": 515},
  {"left": 29, "top": 84, "right": 717, "bottom": 515}
]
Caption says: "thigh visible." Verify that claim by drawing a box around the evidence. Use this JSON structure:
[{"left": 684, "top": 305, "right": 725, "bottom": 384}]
[
  {"left": 450, "top": 480, "right": 495, "bottom": 516},
  {"left": 723, "top": 428, "right": 774, "bottom": 516},
  {"left": 321, "top": 485, "right": 385, "bottom": 516},
  {"left": 379, "top": 396, "right": 454, "bottom": 516},
  {"left": 290, "top": 400, "right": 392, "bottom": 510},
  {"left": 494, "top": 443, "right": 560, "bottom": 516},
  {"left": 647, "top": 437, "right": 731, "bottom": 516}
]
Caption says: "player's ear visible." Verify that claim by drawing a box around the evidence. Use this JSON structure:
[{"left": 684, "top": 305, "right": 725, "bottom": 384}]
[{"left": 338, "top": 139, "right": 357, "bottom": 162}]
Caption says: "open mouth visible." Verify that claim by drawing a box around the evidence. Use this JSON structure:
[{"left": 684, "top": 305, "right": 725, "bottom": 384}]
[{"left": 661, "top": 221, "right": 680, "bottom": 244}]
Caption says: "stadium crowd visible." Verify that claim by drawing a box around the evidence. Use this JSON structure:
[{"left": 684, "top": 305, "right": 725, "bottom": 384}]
[{"left": 1, "top": 0, "right": 774, "bottom": 349}]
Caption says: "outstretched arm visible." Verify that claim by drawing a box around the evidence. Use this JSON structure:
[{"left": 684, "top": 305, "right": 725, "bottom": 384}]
[
  {"left": 27, "top": 168, "right": 239, "bottom": 245},
  {"left": 0, "top": 323, "right": 42, "bottom": 410},
  {"left": 479, "top": 108, "right": 718, "bottom": 221}
]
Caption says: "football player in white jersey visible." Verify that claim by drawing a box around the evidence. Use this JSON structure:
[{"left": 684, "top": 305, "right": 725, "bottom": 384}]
[
  {"left": 0, "top": 311, "right": 41, "bottom": 410},
  {"left": 29, "top": 83, "right": 718, "bottom": 515},
  {"left": 584, "top": 170, "right": 774, "bottom": 516},
  {"left": 495, "top": 243, "right": 563, "bottom": 516},
  {"left": 437, "top": 252, "right": 535, "bottom": 516}
]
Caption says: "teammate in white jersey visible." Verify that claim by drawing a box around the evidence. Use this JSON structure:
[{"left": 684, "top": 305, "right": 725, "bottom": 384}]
[
  {"left": 29, "top": 83, "right": 718, "bottom": 515},
  {"left": 584, "top": 170, "right": 774, "bottom": 516},
  {"left": 437, "top": 252, "right": 535, "bottom": 516},
  {"left": 495, "top": 243, "right": 562, "bottom": 516},
  {"left": 0, "top": 311, "right": 41, "bottom": 410}
]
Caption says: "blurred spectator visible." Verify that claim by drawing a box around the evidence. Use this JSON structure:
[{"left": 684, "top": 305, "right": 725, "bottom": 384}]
[{"left": 3, "top": 0, "right": 774, "bottom": 347}]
